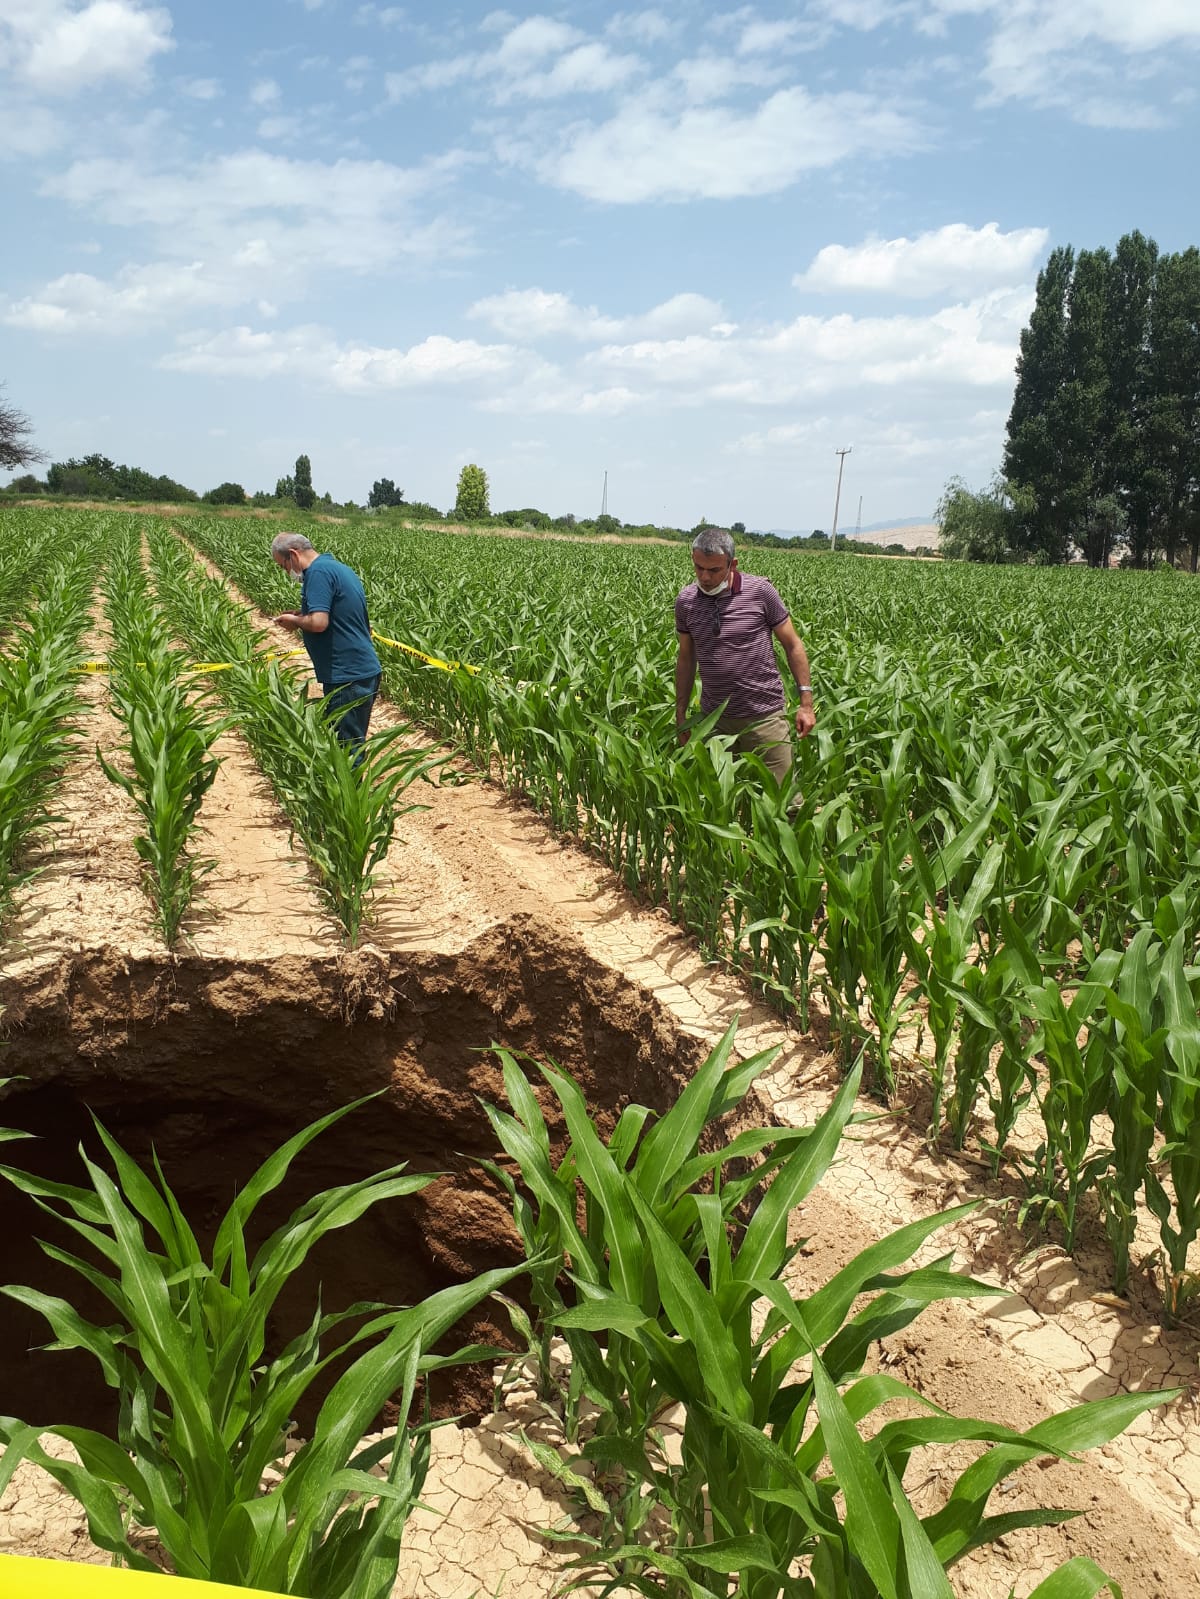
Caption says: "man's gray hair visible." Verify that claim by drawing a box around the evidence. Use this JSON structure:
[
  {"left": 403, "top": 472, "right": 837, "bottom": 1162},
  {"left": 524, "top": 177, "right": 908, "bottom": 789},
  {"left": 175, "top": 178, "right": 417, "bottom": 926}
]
[
  {"left": 270, "top": 531, "right": 316, "bottom": 558},
  {"left": 691, "top": 526, "right": 735, "bottom": 560}
]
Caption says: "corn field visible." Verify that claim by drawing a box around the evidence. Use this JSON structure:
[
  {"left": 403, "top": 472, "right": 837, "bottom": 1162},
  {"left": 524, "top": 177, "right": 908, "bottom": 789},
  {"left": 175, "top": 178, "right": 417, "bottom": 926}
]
[
  {"left": 186, "top": 513, "right": 1200, "bottom": 1316},
  {"left": 0, "top": 503, "right": 1195, "bottom": 1596},
  {"left": 0, "top": 503, "right": 1197, "bottom": 1305}
]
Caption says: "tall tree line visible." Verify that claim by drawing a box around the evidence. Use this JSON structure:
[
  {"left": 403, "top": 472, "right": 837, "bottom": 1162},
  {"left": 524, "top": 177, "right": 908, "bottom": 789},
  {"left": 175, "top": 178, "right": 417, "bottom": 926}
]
[{"left": 1004, "top": 232, "right": 1200, "bottom": 569}]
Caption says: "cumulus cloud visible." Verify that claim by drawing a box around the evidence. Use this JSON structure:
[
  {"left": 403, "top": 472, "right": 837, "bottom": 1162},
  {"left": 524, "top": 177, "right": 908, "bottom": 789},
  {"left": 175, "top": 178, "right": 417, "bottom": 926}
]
[
  {"left": 4, "top": 260, "right": 231, "bottom": 334},
  {"left": 2, "top": 1, "right": 173, "bottom": 95},
  {"left": 526, "top": 87, "right": 923, "bottom": 202},
  {"left": 605, "top": 10, "right": 673, "bottom": 46},
  {"left": 576, "top": 287, "right": 1031, "bottom": 403},
  {"left": 160, "top": 324, "right": 522, "bottom": 392},
  {"left": 915, "top": 0, "right": 1200, "bottom": 120},
  {"left": 41, "top": 147, "right": 474, "bottom": 279},
  {"left": 178, "top": 76, "right": 221, "bottom": 100},
  {"left": 7, "top": 144, "right": 476, "bottom": 337},
  {"left": 0, "top": 98, "right": 62, "bottom": 157},
  {"left": 385, "top": 12, "right": 643, "bottom": 103},
  {"left": 467, "top": 287, "right": 726, "bottom": 342},
  {"left": 795, "top": 222, "right": 1050, "bottom": 297}
]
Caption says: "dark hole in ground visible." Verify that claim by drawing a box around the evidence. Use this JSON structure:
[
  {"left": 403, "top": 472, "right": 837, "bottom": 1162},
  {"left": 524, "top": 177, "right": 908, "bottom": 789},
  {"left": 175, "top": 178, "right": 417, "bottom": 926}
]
[{"left": 0, "top": 924, "right": 706, "bottom": 1437}]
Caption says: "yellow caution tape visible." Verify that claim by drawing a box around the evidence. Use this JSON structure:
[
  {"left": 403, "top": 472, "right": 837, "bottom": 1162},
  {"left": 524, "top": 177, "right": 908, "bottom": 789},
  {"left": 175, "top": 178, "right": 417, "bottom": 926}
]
[
  {"left": 371, "top": 630, "right": 480, "bottom": 676},
  {"left": 77, "top": 626, "right": 479, "bottom": 681},
  {"left": 0, "top": 1554, "right": 282, "bottom": 1597},
  {"left": 79, "top": 649, "right": 307, "bottom": 676}
]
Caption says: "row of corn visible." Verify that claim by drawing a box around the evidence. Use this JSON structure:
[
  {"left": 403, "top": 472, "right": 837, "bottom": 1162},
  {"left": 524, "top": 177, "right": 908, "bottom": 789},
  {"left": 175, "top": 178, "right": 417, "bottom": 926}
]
[
  {"left": 0, "top": 522, "right": 98, "bottom": 918},
  {"left": 144, "top": 521, "right": 437, "bottom": 944},
  {"left": 98, "top": 518, "right": 229, "bottom": 944}
]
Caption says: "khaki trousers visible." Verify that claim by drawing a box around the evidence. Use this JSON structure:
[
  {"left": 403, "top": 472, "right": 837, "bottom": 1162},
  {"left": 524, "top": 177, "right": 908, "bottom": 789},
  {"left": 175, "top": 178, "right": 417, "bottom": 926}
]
[{"left": 713, "top": 709, "right": 793, "bottom": 783}]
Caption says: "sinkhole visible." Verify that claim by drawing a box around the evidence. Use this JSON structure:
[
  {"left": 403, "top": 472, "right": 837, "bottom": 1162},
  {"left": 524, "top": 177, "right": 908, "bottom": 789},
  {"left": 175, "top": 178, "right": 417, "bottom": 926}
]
[{"left": 0, "top": 915, "right": 708, "bottom": 1433}]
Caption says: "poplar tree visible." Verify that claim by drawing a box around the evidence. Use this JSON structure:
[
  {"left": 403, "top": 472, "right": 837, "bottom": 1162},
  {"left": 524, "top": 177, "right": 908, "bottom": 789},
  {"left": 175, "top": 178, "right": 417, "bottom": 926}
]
[
  {"left": 1144, "top": 247, "right": 1200, "bottom": 570},
  {"left": 1004, "top": 246, "right": 1076, "bottom": 560},
  {"left": 294, "top": 453, "right": 315, "bottom": 510}
]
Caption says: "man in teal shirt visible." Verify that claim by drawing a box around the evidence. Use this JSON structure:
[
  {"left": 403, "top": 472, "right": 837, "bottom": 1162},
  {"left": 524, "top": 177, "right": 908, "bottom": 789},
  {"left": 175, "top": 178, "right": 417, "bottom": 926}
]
[{"left": 270, "top": 532, "right": 382, "bottom": 751}]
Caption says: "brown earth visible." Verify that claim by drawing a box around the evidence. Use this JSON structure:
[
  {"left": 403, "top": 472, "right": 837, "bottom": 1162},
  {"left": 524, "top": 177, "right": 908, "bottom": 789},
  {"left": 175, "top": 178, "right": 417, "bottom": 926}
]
[{"left": 0, "top": 554, "right": 1196, "bottom": 1599}]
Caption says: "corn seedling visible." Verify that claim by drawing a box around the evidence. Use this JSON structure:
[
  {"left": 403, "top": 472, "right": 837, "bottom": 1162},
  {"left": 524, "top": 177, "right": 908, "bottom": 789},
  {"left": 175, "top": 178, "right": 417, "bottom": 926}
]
[
  {"left": 481, "top": 1022, "right": 1176, "bottom": 1599},
  {"left": 0, "top": 1092, "right": 522, "bottom": 1597}
]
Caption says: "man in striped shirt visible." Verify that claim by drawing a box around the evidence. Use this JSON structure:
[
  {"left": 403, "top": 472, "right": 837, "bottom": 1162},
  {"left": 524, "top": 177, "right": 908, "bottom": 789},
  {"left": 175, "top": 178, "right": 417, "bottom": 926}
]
[{"left": 674, "top": 527, "right": 815, "bottom": 784}]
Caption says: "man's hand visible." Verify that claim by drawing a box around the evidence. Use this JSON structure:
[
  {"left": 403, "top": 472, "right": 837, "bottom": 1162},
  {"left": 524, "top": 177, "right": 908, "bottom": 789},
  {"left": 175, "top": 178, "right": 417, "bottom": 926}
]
[
  {"left": 677, "top": 724, "right": 691, "bottom": 747},
  {"left": 795, "top": 704, "right": 816, "bottom": 739},
  {"left": 275, "top": 612, "right": 304, "bottom": 630}
]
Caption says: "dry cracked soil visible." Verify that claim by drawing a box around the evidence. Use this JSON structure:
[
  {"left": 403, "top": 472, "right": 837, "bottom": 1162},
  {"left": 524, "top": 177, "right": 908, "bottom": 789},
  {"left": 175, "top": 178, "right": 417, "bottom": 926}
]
[{"left": 0, "top": 581, "right": 1196, "bottom": 1599}]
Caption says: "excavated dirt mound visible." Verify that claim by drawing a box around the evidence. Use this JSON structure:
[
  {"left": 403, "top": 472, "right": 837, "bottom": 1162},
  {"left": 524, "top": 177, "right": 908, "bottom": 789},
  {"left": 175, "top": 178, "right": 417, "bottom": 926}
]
[{"left": 0, "top": 571, "right": 1197, "bottom": 1598}]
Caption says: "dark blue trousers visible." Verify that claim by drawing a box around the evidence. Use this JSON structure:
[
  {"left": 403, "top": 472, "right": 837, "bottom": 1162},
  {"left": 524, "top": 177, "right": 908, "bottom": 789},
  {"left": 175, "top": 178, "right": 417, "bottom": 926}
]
[{"left": 322, "top": 674, "right": 382, "bottom": 757}]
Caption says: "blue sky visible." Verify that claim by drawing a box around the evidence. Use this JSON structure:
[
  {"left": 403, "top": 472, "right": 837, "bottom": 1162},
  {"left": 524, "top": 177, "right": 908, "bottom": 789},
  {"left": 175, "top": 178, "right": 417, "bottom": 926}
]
[{"left": 1, "top": 1, "right": 1195, "bottom": 529}]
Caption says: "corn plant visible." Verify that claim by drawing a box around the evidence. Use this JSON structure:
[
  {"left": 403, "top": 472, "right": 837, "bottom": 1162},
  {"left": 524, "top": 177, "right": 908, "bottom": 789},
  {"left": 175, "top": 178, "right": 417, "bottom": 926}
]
[
  {"left": 1140, "top": 924, "right": 1200, "bottom": 1321},
  {"left": 0, "top": 1092, "right": 521, "bottom": 1597},
  {"left": 481, "top": 1023, "right": 1174, "bottom": 1599},
  {"left": 98, "top": 523, "right": 231, "bottom": 944},
  {"left": 1019, "top": 949, "right": 1124, "bottom": 1250},
  {"left": 0, "top": 547, "right": 96, "bottom": 916}
]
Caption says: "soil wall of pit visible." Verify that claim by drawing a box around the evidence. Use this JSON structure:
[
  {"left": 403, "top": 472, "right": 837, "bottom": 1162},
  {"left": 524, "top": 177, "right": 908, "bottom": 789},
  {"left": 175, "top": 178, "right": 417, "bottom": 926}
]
[{"left": 0, "top": 915, "right": 714, "bottom": 1432}]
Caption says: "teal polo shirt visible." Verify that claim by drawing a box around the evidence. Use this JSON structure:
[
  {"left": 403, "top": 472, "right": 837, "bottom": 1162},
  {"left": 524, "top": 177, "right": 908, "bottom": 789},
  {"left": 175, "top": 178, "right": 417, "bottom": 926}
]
[{"left": 300, "top": 553, "right": 382, "bottom": 686}]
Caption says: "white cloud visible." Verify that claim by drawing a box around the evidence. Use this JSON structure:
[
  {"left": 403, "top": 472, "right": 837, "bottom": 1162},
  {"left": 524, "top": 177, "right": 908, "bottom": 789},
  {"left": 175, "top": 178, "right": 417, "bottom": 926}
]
[
  {"left": 576, "top": 287, "right": 1031, "bottom": 403},
  {"left": 42, "top": 148, "right": 474, "bottom": 279},
  {"left": 385, "top": 13, "right": 642, "bottom": 103},
  {"left": 250, "top": 77, "right": 281, "bottom": 106},
  {"left": 355, "top": 5, "right": 406, "bottom": 25},
  {"left": 258, "top": 115, "right": 303, "bottom": 140},
  {"left": 527, "top": 87, "right": 923, "bottom": 202},
  {"left": 795, "top": 222, "right": 1050, "bottom": 297},
  {"left": 809, "top": 0, "right": 902, "bottom": 29},
  {"left": 467, "top": 287, "right": 726, "bottom": 341},
  {"left": 3, "top": 1, "right": 173, "bottom": 95},
  {"left": 160, "top": 324, "right": 522, "bottom": 392},
  {"left": 736, "top": 18, "right": 823, "bottom": 55},
  {"left": 670, "top": 53, "right": 785, "bottom": 103},
  {"left": 179, "top": 76, "right": 221, "bottom": 100},
  {"left": 0, "top": 98, "right": 62, "bottom": 157},
  {"left": 917, "top": 0, "right": 1200, "bottom": 120},
  {"left": 4, "top": 261, "right": 233, "bottom": 334},
  {"left": 7, "top": 145, "right": 476, "bottom": 338},
  {"left": 605, "top": 10, "right": 673, "bottom": 46}
]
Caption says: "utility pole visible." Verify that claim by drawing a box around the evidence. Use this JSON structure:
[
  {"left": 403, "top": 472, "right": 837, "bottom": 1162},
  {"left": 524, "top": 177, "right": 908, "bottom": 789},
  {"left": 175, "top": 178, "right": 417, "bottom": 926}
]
[
  {"left": 600, "top": 470, "right": 608, "bottom": 519},
  {"left": 855, "top": 494, "right": 862, "bottom": 541},
  {"left": 829, "top": 447, "right": 852, "bottom": 552}
]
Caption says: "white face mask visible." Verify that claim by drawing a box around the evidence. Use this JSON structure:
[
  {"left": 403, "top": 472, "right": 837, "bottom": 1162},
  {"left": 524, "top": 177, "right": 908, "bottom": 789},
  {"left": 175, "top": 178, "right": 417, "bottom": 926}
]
[
  {"left": 290, "top": 568, "right": 303, "bottom": 584},
  {"left": 698, "top": 577, "right": 729, "bottom": 597}
]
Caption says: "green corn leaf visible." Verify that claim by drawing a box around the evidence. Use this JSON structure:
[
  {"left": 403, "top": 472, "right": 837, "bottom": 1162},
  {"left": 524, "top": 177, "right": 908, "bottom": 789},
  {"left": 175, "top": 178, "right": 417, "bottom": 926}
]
[
  {"left": 732, "top": 1061, "right": 862, "bottom": 1287},
  {"left": 1020, "top": 1558, "right": 1124, "bottom": 1598}
]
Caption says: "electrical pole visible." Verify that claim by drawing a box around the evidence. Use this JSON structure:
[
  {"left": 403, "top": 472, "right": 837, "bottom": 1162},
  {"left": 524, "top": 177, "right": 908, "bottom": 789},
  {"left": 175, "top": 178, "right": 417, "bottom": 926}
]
[
  {"left": 600, "top": 470, "right": 608, "bottom": 519},
  {"left": 855, "top": 495, "right": 862, "bottom": 541},
  {"left": 829, "top": 447, "right": 852, "bottom": 552}
]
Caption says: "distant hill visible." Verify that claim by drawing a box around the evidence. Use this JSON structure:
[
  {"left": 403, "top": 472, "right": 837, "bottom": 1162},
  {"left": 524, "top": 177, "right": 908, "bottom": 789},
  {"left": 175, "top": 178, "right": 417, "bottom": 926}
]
[{"left": 858, "top": 516, "right": 933, "bottom": 534}]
